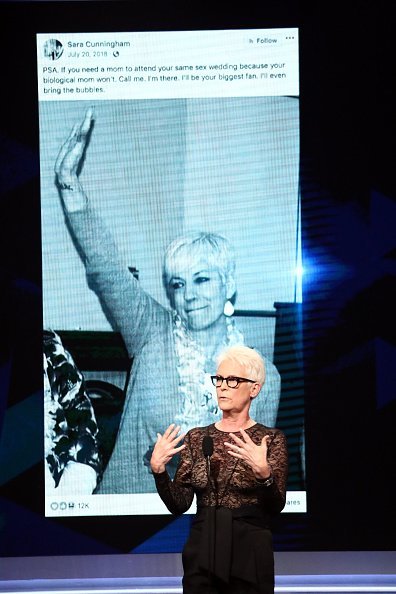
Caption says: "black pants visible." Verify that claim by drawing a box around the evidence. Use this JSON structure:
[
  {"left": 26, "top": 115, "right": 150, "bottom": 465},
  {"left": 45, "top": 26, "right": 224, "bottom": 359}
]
[{"left": 182, "top": 511, "right": 274, "bottom": 594}]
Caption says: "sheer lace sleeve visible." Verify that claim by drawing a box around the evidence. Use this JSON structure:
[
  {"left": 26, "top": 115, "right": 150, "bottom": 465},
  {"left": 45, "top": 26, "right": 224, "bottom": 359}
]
[
  {"left": 153, "top": 432, "right": 195, "bottom": 515},
  {"left": 257, "top": 428, "right": 288, "bottom": 514}
]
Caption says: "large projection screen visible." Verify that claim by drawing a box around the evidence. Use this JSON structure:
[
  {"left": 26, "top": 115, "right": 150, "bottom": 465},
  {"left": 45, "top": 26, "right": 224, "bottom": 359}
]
[{"left": 36, "top": 28, "right": 303, "bottom": 518}]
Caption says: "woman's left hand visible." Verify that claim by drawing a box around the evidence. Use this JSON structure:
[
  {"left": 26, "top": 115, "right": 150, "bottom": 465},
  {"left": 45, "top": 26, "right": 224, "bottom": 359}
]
[{"left": 224, "top": 429, "right": 272, "bottom": 479}]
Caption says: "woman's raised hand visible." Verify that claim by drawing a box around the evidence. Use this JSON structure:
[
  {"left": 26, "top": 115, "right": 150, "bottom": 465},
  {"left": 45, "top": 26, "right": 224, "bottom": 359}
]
[
  {"left": 54, "top": 108, "right": 94, "bottom": 212},
  {"left": 224, "top": 428, "right": 272, "bottom": 480},
  {"left": 150, "top": 424, "right": 186, "bottom": 474}
]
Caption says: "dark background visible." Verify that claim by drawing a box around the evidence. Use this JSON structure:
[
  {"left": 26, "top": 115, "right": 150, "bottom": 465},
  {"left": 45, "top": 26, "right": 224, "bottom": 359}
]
[{"left": 0, "top": 0, "right": 395, "bottom": 556}]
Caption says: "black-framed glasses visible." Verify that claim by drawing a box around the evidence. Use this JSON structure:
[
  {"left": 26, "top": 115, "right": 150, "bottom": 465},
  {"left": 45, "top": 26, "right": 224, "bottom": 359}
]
[{"left": 210, "top": 375, "right": 256, "bottom": 389}]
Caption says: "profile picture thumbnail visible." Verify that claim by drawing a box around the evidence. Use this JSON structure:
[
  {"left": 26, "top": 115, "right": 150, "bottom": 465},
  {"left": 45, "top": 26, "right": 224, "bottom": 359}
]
[{"left": 44, "top": 39, "right": 64, "bottom": 61}]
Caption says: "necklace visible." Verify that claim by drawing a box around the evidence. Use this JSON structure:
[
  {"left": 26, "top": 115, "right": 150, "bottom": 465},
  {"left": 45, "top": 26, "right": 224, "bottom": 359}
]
[{"left": 172, "top": 311, "right": 244, "bottom": 435}]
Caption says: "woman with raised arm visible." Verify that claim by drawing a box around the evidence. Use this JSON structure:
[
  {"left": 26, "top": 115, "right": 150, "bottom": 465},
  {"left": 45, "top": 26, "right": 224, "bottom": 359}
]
[
  {"left": 151, "top": 345, "right": 288, "bottom": 594},
  {"left": 54, "top": 109, "right": 281, "bottom": 494}
]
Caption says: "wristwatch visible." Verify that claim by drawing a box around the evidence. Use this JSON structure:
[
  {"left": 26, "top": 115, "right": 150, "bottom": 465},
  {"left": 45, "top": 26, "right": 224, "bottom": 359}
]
[{"left": 257, "top": 474, "right": 274, "bottom": 487}]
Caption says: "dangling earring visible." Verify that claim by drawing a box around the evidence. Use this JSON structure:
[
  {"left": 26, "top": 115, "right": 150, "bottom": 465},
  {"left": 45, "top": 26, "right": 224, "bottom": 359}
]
[{"left": 223, "top": 300, "right": 234, "bottom": 317}]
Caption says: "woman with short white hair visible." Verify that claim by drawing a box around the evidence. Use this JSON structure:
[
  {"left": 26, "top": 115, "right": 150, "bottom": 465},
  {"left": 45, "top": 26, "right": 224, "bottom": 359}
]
[{"left": 151, "top": 345, "right": 288, "bottom": 594}]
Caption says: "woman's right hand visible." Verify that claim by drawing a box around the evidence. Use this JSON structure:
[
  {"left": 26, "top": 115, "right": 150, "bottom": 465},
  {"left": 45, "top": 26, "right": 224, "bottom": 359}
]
[
  {"left": 150, "top": 424, "right": 186, "bottom": 474},
  {"left": 54, "top": 108, "right": 94, "bottom": 212}
]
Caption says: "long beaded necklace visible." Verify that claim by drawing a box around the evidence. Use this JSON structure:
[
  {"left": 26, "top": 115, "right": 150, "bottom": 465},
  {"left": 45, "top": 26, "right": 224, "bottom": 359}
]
[{"left": 172, "top": 311, "right": 244, "bottom": 435}]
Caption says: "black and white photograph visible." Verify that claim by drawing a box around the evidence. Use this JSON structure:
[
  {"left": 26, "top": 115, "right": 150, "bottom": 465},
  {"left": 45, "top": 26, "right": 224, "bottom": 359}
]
[{"left": 39, "top": 97, "right": 303, "bottom": 501}]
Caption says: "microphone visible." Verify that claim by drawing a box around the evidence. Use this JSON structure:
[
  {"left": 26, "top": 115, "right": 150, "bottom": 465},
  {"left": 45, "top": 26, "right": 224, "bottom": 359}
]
[
  {"left": 202, "top": 435, "right": 214, "bottom": 484},
  {"left": 202, "top": 435, "right": 216, "bottom": 578},
  {"left": 202, "top": 435, "right": 214, "bottom": 458}
]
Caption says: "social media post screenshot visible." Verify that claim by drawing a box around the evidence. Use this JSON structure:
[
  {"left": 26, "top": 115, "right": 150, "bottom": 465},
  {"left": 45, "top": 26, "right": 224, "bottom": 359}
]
[
  {"left": 37, "top": 28, "right": 305, "bottom": 517},
  {"left": 37, "top": 29, "right": 298, "bottom": 100}
]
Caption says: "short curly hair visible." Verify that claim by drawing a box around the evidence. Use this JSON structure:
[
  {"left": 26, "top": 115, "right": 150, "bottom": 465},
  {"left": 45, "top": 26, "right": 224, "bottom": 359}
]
[
  {"left": 163, "top": 231, "right": 236, "bottom": 292},
  {"left": 217, "top": 345, "right": 265, "bottom": 385}
]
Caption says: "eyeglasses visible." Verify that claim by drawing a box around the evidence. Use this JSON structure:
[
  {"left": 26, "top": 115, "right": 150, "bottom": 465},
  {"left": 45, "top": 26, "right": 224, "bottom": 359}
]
[{"left": 210, "top": 375, "right": 256, "bottom": 389}]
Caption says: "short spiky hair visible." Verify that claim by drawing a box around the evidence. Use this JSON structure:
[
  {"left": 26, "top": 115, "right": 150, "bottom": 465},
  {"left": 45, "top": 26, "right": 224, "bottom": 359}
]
[
  {"left": 163, "top": 232, "right": 236, "bottom": 289},
  {"left": 217, "top": 345, "right": 265, "bottom": 385}
]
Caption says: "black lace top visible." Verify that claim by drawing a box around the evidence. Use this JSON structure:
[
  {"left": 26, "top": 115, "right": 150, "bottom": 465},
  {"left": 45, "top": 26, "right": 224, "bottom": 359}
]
[{"left": 154, "top": 423, "right": 288, "bottom": 516}]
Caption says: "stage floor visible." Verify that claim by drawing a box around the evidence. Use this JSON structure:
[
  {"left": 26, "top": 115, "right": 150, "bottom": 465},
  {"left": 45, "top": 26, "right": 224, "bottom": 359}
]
[{"left": 1, "top": 552, "right": 396, "bottom": 594}]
